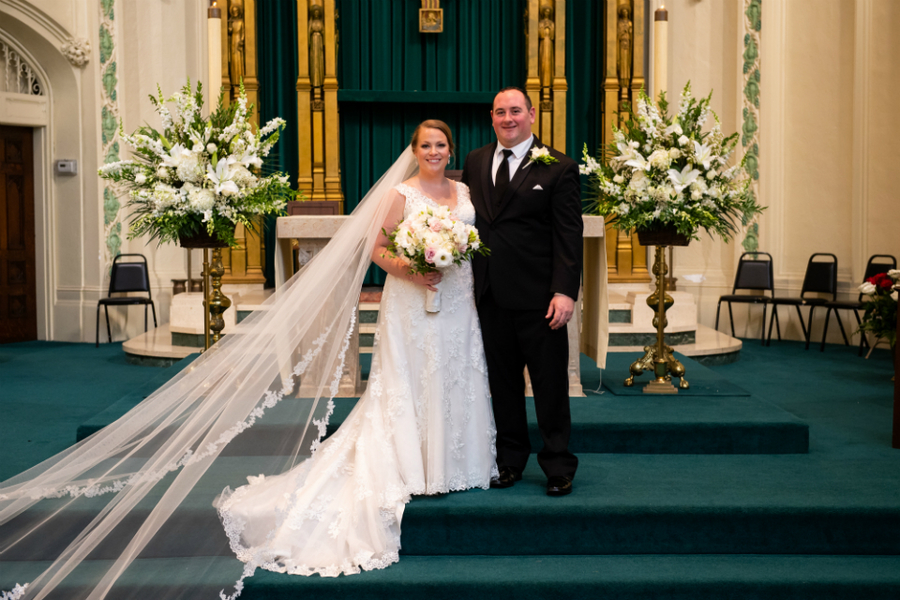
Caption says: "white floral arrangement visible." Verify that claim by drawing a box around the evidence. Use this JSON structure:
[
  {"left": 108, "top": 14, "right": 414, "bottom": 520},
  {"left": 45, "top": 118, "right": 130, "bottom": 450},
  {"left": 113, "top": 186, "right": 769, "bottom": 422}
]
[
  {"left": 384, "top": 204, "right": 489, "bottom": 274},
  {"left": 99, "top": 82, "right": 295, "bottom": 246},
  {"left": 580, "top": 82, "right": 762, "bottom": 240}
]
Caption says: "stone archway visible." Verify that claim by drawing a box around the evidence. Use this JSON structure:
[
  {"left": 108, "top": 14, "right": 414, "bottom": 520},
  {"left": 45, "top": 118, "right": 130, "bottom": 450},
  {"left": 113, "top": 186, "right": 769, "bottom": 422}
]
[{"left": 0, "top": 4, "right": 95, "bottom": 342}]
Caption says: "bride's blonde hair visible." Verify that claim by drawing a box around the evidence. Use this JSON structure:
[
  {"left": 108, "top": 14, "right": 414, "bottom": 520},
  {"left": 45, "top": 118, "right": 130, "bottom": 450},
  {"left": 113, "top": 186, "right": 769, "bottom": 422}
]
[{"left": 410, "top": 119, "right": 455, "bottom": 156}]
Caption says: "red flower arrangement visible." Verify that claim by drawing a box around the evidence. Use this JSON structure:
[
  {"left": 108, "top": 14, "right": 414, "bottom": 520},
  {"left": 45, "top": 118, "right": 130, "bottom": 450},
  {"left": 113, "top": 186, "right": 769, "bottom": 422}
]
[{"left": 858, "top": 270, "right": 900, "bottom": 348}]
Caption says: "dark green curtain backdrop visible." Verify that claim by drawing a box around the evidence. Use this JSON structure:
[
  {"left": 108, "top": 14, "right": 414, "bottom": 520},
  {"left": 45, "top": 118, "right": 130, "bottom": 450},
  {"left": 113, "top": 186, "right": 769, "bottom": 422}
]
[
  {"left": 337, "top": 0, "right": 525, "bottom": 284},
  {"left": 566, "top": 0, "right": 605, "bottom": 200},
  {"left": 256, "top": 1, "right": 609, "bottom": 285},
  {"left": 257, "top": 0, "right": 299, "bottom": 288}
]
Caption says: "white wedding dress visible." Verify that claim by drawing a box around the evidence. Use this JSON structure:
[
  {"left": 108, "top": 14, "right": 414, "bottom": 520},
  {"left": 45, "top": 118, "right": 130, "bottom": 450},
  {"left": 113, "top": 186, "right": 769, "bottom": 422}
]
[{"left": 216, "top": 181, "right": 498, "bottom": 580}]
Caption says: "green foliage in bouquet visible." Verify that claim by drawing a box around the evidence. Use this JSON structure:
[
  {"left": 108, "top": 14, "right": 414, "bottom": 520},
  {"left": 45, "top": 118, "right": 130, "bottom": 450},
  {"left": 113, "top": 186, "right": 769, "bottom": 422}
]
[
  {"left": 98, "top": 81, "right": 297, "bottom": 247},
  {"left": 580, "top": 82, "right": 763, "bottom": 241}
]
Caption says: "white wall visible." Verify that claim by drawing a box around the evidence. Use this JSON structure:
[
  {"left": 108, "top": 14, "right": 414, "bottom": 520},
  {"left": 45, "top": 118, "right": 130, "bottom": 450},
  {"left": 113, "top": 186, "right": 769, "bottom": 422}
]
[
  {"left": 652, "top": 0, "right": 900, "bottom": 345},
  {"left": 0, "top": 0, "right": 207, "bottom": 342}
]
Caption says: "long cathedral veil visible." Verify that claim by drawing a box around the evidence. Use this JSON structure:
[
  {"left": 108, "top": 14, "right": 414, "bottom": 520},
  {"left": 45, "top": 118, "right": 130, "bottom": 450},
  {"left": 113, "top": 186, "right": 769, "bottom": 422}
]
[{"left": 0, "top": 148, "right": 420, "bottom": 600}]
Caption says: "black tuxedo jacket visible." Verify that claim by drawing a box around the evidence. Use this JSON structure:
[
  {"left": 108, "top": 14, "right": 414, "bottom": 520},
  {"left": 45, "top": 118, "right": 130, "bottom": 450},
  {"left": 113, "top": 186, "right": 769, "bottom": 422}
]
[{"left": 462, "top": 137, "right": 583, "bottom": 310}]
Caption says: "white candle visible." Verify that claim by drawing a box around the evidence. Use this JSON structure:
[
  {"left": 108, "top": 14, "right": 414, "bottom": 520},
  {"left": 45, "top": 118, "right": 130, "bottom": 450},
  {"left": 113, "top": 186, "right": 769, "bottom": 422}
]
[
  {"left": 208, "top": 1, "right": 222, "bottom": 108},
  {"left": 653, "top": 5, "right": 668, "bottom": 104}
]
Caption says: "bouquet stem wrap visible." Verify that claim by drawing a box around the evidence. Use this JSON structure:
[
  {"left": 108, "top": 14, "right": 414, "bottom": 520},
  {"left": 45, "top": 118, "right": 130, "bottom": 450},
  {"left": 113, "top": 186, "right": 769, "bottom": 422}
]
[{"left": 426, "top": 284, "right": 441, "bottom": 313}]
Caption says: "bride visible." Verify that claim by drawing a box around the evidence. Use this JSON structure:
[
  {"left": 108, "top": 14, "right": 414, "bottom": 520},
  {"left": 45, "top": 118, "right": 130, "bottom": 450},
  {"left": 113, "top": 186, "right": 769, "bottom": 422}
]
[
  {"left": 216, "top": 120, "right": 497, "bottom": 583},
  {"left": 0, "top": 121, "right": 496, "bottom": 600}
]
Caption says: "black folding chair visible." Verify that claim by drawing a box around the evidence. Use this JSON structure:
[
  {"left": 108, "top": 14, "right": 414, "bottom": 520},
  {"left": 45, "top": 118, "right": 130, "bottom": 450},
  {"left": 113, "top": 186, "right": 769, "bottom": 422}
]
[
  {"left": 96, "top": 254, "right": 158, "bottom": 347},
  {"left": 819, "top": 254, "right": 896, "bottom": 353},
  {"left": 766, "top": 253, "right": 837, "bottom": 349},
  {"left": 715, "top": 252, "right": 776, "bottom": 345}
]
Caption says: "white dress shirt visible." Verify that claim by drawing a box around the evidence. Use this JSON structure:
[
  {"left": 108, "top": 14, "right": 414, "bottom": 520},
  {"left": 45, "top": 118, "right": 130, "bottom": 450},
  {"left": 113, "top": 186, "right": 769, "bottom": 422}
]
[{"left": 491, "top": 135, "right": 535, "bottom": 184}]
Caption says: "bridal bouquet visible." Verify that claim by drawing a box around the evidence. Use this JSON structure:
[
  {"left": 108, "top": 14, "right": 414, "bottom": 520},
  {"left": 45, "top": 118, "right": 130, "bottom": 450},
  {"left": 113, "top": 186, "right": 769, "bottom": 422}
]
[
  {"left": 580, "top": 82, "right": 762, "bottom": 241},
  {"left": 384, "top": 204, "right": 489, "bottom": 312},
  {"left": 858, "top": 270, "right": 900, "bottom": 348},
  {"left": 98, "top": 81, "right": 294, "bottom": 247}
]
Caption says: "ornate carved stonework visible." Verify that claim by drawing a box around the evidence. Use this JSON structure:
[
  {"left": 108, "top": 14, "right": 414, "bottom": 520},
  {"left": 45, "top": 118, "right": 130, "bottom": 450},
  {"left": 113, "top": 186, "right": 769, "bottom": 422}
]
[{"left": 61, "top": 37, "right": 91, "bottom": 68}]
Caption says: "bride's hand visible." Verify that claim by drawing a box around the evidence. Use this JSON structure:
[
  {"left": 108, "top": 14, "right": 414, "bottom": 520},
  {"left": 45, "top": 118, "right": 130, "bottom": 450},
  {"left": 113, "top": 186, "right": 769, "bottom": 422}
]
[{"left": 408, "top": 271, "right": 442, "bottom": 291}]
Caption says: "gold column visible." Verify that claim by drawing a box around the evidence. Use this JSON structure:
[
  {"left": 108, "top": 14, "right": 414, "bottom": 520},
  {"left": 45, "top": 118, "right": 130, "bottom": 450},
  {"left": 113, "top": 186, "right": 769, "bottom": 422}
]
[
  {"left": 527, "top": 0, "right": 566, "bottom": 151},
  {"left": 217, "top": 0, "right": 266, "bottom": 286},
  {"left": 298, "top": 0, "right": 343, "bottom": 210},
  {"left": 603, "top": 0, "right": 649, "bottom": 284}
]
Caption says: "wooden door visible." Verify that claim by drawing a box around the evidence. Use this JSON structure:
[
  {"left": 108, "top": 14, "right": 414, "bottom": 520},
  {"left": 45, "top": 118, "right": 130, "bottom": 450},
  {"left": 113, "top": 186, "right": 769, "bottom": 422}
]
[{"left": 0, "top": 125, "right": 36, "bottom": 343}]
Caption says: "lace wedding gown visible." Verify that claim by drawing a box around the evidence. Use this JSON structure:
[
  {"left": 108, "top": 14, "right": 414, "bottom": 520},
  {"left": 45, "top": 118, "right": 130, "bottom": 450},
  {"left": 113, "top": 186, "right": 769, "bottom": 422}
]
[{"left": 216, "top": 181, "right": 498, "bottom": 580}]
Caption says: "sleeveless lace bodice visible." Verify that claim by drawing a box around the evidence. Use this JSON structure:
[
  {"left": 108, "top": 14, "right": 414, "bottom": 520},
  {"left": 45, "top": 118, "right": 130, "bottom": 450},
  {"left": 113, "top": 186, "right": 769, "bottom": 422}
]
[
  {"left": 217, "top": 176, "right": 496, "bottom": 582},
  {"left": 394, "top": 181, "right": 475, "bottom": 225}
]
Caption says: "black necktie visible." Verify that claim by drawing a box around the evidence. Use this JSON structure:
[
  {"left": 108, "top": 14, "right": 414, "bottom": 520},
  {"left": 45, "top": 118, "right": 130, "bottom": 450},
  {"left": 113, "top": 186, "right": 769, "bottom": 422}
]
[{"left": 493, "top": 149, "right": 513, "bottom": 211}]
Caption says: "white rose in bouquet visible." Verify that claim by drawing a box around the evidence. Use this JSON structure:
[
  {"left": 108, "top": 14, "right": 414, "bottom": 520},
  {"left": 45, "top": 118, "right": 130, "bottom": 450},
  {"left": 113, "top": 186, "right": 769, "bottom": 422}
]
[{"left": 859, "top": 281, "right": 877, "bottom": 295}]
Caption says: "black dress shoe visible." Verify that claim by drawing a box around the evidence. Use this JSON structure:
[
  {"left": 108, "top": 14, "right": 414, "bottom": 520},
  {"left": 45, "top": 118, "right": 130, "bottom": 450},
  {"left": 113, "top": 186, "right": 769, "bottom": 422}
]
[
  {"left": 546, "top": 476, "right": 573, "bottom": 496},
  {"left": 490, "top": 466, "right": 522, "bottom": 489}
]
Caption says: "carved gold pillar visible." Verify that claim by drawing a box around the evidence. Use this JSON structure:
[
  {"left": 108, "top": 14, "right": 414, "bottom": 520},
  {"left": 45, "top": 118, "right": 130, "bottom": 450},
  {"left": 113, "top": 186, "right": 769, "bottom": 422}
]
[
  {"left": 215, "top": 0, "right": 266, "bottom": 286},
  {"left": 603, "top": 0, "right": 649, "bottom": 284},
  {"left": 526, "top": 0, "right": 566, "bottom": 151},
  {"left": 298, "top": 0, "right": 343, "bottom": 211}
]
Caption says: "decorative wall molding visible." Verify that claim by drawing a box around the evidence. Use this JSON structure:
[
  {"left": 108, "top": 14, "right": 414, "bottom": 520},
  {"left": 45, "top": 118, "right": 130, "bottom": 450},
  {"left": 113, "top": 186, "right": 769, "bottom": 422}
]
[
  {"left": 851, "top": 0, "right": 871, "bottom": 280},
  {"left": 0, "top": 37, "right": 44, "bottom": 95},
  {"left": 740, "top": 0, "right": 760, "bottom": 253},
  {"left": 0, "top": 0, "right": 73, "bottom": 46},
  {"left": 759, "top": 0, "right": 784, "bottom": 276},
  {"left": 61, "top": 37, "right": 91, "bottom": 67},
  {"left": 99, "top": 0, "right": 122, "bottom": 269}
]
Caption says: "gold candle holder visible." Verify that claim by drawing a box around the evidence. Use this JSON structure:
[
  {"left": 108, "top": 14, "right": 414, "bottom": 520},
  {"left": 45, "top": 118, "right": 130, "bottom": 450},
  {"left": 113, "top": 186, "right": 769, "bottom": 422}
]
[
  {"left": 624, "top": 244, "right": 689, "bottom": 392},
  {"left": 207, "top": 248, "right": 231, "bottom": 345}
]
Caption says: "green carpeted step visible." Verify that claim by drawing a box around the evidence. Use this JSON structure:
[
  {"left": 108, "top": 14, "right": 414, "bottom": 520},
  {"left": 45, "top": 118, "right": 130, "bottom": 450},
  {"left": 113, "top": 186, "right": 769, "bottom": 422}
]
[
  {"left": 76, "top": 374, "right": 809, "bottom": 455},
  {"left": 75, "top": 355, "right": 198, "bottom": 441},
  {"left": 4, "top": 555, "right": 900, "bottom": 600},
  {"left": 6, "top": 453, "right": 900, "bottom": 561}
]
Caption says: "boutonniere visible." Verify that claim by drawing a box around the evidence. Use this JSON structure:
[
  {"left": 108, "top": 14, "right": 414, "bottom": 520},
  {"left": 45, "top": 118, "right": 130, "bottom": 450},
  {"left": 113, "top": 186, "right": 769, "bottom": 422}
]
[{"left": 528, "top": 146, "right": 559, "bottom": 166}]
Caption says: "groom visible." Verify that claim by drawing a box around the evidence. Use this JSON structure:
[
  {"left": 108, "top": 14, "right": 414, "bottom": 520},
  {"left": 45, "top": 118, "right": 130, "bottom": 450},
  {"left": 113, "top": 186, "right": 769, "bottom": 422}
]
[{"left": 462, "top": 87, "right": 583, "bottom": 496}]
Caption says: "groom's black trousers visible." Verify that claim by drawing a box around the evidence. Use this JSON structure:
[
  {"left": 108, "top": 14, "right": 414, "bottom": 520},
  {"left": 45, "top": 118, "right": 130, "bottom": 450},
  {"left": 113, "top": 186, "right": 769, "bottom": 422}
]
[{"left": 477, "top": 288, "right": 578, "bottom": 479}]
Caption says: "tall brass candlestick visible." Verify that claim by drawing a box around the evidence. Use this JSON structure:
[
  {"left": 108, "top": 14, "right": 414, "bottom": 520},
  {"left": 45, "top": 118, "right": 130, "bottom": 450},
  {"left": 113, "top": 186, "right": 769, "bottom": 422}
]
[
  {"left": 625, "top": 243, "right": 689, "bottom": 392},
  {"left": 208, "top": 248, "right": 231, "bottom": 345},
  {"left": 203, "top": 249, "right": 211, "bottom": 350}
]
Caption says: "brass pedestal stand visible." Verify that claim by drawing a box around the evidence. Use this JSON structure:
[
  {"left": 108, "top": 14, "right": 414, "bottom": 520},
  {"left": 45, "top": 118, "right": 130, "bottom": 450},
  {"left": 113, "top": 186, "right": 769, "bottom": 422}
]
[
  {"left": 625, "top": 244, "right": 689, "bottom": 392},
  {"left": 201, "top": 248, "right": 232, "bottom": 349}
]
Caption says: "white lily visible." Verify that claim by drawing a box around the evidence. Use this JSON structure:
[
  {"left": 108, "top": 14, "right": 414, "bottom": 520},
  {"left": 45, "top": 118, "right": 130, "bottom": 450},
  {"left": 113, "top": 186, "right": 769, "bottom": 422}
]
[
  {"left": 616, "top": 140, "right": 640, "bottom": 163},
  {"left": 161, "top": 144, "right": 188, "bottom": 169},
  {"left": 692, "top": 140, "right": 714, "bottom": 169},
  {"left": 624, "top": 152, "right": 651, "bottom": 172},
  {"left": 667, "top": 164, "right": 701, "bottom": 193},
  {"left": 207, "top": 158, "right": 240, "bottom": 196},
  {"left": 664, "top": 123, "right": 683, "bottom": 137}
]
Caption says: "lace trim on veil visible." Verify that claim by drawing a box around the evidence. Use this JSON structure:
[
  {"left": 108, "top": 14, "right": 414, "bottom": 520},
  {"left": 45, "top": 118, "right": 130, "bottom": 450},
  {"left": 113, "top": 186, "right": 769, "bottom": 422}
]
[
  {"left": 0, "top": 148, "right": 420, "bottom": 600},
  {"left": 0, "top": 311, "right": 356, "bottom": 505}
]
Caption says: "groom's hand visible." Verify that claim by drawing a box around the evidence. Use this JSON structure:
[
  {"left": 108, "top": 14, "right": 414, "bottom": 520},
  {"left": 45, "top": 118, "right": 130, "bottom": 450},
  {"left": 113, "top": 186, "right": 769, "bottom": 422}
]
[{"left": 545, "top": 294, "right": 575, "bottom": 330}]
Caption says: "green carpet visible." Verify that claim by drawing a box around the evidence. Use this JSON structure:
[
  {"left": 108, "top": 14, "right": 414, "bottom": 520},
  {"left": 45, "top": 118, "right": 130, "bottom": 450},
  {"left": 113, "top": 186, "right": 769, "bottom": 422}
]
[
  {"left": 0, "top": 342, "right": 178, "bottom": 481},
  {"left": 1, "top": 339, "right": 898, "bottom": 599},
  {"left": 599, "top": 352, "right": 751, "bottom": 396}
]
